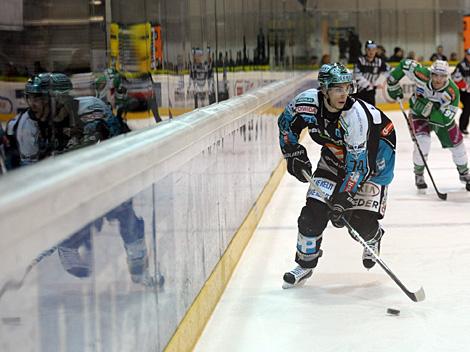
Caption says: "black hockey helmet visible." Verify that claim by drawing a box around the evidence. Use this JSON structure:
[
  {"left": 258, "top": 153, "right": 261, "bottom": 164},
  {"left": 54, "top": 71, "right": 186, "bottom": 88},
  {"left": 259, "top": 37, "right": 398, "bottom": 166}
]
[{"left": 365, "top": 40, "right": 377, "bottom": 49}]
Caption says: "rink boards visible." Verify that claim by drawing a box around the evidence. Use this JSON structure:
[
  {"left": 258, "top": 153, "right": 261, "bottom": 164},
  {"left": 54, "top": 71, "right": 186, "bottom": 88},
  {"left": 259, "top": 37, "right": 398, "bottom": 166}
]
[{"left": 0, "top": 73, "right": 312, "bottom": 351}]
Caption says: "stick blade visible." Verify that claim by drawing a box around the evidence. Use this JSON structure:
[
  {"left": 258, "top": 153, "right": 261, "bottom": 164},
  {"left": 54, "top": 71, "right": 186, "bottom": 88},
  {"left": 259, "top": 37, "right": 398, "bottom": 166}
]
[
  {"left": 409, "top": 286, "right": 426, "bottom": 302},
  {"left": 438, "top": 192, "right": 448, "bottom": 201}
]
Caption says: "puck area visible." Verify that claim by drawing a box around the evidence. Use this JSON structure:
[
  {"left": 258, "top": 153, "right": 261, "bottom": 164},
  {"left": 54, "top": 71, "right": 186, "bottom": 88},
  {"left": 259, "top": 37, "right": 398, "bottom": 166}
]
[{"left": 386, "top": 308, "right": 400, "bottom": 316}]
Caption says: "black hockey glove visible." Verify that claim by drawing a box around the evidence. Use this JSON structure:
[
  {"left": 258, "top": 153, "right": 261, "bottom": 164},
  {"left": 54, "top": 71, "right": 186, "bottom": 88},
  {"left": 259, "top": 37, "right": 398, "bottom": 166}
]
[
  {"left": 329, "top": 191, "right": 355, "bottom": 228},
  {"left": 282, "top": 143, "right": 312, "bottom": 183}
]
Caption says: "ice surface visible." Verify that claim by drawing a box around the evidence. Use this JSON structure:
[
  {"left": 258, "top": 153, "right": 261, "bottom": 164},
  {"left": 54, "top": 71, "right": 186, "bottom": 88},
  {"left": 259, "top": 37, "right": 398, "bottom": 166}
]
[{"left": 195, "top": 110, "right": 470, "bottom": 352}]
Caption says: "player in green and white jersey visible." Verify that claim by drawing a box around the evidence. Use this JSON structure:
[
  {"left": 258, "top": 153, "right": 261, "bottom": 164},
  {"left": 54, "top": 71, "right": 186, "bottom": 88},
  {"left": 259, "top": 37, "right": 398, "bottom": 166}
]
[{"left": 387, "top": 59, "right": 470, "bottom": 191}]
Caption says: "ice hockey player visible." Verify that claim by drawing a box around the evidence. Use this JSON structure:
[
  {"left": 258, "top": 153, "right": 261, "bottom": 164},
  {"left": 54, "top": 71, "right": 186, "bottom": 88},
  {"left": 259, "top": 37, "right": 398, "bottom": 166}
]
[
  {"left": 387, "top": 59, "right": 470, "bottom": 191},
  {"left": 188, "top": 48, "right": 215, "bottom": 108},
  {"left": 74, "top": 95, "right": 130, "bottom": 149},
  {"left": 58, "top": 200, "right": 155, "bottom": 286},
  {"left": 353, "top": 40, "right": 389, "bottom": 105},
  {"left": 5, "top": 72, "right": 74, "bottom": 168},
  {"left": 278, "top": 63, "right": 396, "bottom": 288}
]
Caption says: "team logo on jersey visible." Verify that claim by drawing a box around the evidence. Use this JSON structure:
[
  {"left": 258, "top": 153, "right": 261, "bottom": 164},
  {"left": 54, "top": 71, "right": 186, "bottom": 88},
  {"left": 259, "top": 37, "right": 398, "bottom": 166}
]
[
  {"left": 381, "top": 121, "right": 394, "bottom": 136},
  {"left": 296, "top": 105, "right": 317, "bottom": 114},
  {"left": 358, "top": 182, "right": 381, "bottom": 196},
  {"left": 376, "top": 158, "right": 386, "bottom": 171}
]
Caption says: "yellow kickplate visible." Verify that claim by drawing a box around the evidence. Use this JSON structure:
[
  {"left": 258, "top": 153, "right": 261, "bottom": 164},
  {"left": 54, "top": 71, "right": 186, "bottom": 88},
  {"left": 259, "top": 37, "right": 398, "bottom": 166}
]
[{"left": 164, "top": 160, "right": 286, "bottom": 352}]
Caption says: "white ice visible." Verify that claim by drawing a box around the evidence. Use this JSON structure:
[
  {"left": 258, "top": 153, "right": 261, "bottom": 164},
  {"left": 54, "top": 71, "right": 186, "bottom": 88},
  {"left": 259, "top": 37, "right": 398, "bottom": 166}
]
[{"left": 194, "top": 110, "right": 470, "bottom": 352}]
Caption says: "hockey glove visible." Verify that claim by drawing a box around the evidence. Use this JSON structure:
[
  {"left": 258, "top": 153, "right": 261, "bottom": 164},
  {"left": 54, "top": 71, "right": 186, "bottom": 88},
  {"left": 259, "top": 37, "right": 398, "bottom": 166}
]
[
  {"left": 413, "top": 96, "right": 434, "bottom": 118},
  {"left": 329, "top": 191, "right": 355, "bottom": 228},
  {"left": 282, "top": 143, "right": 312, "bottom": 183},
  {"left": 386, "top": 82, "right": 404, "bottom": 101}
]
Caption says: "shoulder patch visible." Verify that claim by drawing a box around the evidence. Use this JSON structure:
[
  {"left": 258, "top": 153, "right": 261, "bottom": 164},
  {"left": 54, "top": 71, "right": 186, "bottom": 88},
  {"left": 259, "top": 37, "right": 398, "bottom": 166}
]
[{"left": 381, "top": 121, "right": 394, "bottom": 137}]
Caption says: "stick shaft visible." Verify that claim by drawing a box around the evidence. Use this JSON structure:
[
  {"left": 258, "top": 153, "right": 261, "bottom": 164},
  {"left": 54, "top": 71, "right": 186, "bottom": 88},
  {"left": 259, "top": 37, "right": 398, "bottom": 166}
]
[
  {"left": 398, "top": 100, "right": 447, "bottom": 200},
  {"left": 301, "top": 170, "right": 425, "bottom": 302}
]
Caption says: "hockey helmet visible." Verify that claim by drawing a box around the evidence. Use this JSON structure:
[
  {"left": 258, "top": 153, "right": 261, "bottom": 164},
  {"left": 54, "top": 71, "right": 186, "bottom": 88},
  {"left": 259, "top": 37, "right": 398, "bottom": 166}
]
[
  {"left": 430, "top": 60, "right": 449, "bottom": 76},
  {"left": 49, "top": 73, "right": 73, "bottom": 96},
  {"left": 365, "top": 40, "right": 377, "bottom": 49},
  {"left": 25, "top": 73, "right": 51, "bottom": 96},
  {"left": 318, "top": 63, "right": 353, "bottom": 89},
  {"left": 76, "top": 96, "right": 112, "bottom": 122},
  {"left": 25, "top": 72, "right": 72, "bottom": 97},
  {"left": 94, "top": 74, "right": 107, "bottom": 90}
]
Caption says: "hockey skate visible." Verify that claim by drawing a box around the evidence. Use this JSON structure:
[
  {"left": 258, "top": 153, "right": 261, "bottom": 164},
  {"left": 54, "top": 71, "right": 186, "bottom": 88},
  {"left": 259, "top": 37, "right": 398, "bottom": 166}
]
[
  {"left": 362, "top": 240, "right": 381, "bottom": 269},
  {"left": 415, "top": 174, "right": 427, "bottom": 192},
  {"left": 282, "top": 265, "right": 313, "bottom": 289},
  {"left": 459, "top": 170, "right": 470, "bottom": 191}
]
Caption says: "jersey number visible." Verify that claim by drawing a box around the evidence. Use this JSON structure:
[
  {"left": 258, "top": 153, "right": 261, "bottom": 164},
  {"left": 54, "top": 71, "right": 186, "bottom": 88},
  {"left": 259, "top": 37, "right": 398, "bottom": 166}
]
[{"left": 351, "top": 159, "right": 366, "bottom": 173}]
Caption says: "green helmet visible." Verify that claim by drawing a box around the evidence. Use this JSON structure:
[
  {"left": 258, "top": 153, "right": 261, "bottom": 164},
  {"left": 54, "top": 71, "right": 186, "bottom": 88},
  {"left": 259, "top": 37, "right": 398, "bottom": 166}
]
[
  {"left": 25, "top": 73, "right": 51, "bottom": 96},
  {"left": 318, "top": 63, "right": 352, "bottom": 89},
  {"left": 25, "top": 72, "right": 72, "bottom": 96},
  {"left": 49, "top": 73, "right": 73, "bottom": 96}
]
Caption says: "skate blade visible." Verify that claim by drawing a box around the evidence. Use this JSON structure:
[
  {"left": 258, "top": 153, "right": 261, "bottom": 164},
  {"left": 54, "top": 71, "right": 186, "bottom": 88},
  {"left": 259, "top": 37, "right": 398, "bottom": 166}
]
[
  {"left": 417, "top": 188, "right": 427, "bottom": 195},
  {"left": 282, "top": 279, "right": 307, "bottom": 289}
]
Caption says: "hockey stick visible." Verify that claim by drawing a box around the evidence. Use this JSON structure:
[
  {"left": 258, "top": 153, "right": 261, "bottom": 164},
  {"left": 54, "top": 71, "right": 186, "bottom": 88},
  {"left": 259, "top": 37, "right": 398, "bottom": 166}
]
[
  {"left": 0, "top": 148, "right": 7, "bottom": 175},
  {"left": 301, "top": 170, "right": 426, "bottom": 302},
  {"left": 0, "top": 245, "right": 59, "bottom": 300},
  {"left": 398, "top": 99, "right": 447, "bottom": 200}
]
